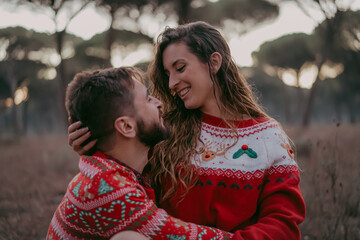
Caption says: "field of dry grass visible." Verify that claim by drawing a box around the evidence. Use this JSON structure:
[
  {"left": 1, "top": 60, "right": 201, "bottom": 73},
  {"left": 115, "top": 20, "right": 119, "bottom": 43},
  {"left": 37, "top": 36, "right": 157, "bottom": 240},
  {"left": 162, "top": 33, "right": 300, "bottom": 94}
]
[
  {"left": 286, "top": 123, "right": 360, "bottom": 240},
  {"left": 0, "top": 135, "right": 78, "bottom": 240},
  {"left": 0, "top": 123, "right": 359, "bottom": 240}
]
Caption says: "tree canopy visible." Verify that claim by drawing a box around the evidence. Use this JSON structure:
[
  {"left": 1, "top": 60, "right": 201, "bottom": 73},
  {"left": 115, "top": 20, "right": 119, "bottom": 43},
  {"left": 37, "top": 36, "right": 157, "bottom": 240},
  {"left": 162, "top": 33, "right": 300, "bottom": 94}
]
[{"left": 0, "top": 0, "right": 359, "bottom": 138}]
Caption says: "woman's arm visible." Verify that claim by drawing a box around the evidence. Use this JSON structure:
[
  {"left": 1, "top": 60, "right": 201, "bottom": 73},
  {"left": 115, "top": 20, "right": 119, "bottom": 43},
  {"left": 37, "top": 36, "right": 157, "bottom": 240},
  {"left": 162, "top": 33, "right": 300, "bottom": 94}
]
[
  {"left": 231, "top": 128, "right": 305, "bottom": 239},
  {"left": 232, "top": 168, "right": 305, "bottom": 239}
]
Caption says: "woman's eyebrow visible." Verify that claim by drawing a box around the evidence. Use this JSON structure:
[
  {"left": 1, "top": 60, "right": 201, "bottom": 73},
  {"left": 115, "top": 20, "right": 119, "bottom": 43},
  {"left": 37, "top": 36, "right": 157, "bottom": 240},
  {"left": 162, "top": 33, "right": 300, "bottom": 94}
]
[{"left": 172, "top": 59, "right": 184, "bottom": 67}]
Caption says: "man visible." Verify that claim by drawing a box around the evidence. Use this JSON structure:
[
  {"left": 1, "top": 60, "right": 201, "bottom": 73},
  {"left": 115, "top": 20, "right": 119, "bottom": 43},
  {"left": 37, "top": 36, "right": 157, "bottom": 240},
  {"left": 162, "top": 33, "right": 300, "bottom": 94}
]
[{"left": 46, "top": 67, "right": 233, "bottom": 239}]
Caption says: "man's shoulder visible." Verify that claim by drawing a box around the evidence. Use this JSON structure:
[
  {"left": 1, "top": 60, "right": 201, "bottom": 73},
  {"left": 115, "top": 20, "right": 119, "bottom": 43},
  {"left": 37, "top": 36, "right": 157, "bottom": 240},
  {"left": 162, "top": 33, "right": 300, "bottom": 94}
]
[
  {"left": 67, "top": 154, "right": 139, "bottom": 204},
  {"left": 49, "top": 162, "right": 146, "bottom": 239},
  {"left": 79, "top": 153, "right": 137, "bottom": 179}
]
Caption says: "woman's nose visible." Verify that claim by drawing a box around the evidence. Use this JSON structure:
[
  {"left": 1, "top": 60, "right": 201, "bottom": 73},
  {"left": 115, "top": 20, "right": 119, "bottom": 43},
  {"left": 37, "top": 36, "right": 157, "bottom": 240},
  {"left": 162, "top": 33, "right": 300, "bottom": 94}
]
[{"left": 168, "top": 74, "right": 179, "bottom": 90}]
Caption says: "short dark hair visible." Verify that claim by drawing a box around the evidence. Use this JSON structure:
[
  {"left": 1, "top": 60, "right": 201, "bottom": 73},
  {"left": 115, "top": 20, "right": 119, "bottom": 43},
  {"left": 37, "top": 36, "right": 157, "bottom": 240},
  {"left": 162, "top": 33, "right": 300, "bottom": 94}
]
[{"left": 65, "top": 66, "right": 144, "bottom": 148}]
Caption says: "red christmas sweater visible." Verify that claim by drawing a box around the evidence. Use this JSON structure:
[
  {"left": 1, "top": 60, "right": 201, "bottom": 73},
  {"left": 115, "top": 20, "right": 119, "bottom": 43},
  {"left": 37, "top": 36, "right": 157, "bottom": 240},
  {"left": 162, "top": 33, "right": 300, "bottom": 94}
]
[
  {"left": 47, "top": 152, "right": 234, "bottom": 239},
  {"left": 160, "top": 114, "right": 306, "bottom": 240}
]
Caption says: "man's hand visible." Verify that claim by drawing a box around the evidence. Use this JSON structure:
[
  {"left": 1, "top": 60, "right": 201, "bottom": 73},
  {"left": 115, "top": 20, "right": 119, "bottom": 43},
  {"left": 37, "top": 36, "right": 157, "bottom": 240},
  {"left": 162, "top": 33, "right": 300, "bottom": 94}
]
[{"left": 110, "top": 231, "right": 149, "bottom": 240}]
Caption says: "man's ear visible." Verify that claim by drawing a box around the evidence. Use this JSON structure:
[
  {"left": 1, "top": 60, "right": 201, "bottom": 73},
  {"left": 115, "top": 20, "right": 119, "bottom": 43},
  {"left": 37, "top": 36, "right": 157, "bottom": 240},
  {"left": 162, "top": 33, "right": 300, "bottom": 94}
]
[
  {"left": 210, "top": 52, "right": 222, "bottom": 74},
  {"left": 114, "top": 116, "right": 136, "bottom": 138}
]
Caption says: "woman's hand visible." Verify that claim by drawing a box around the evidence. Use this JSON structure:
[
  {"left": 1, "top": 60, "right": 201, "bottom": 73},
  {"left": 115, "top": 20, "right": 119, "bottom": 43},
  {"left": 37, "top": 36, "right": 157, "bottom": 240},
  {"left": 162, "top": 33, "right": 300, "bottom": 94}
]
[{"left": 68, "top": 117, "right": 97, "bottom": 155}]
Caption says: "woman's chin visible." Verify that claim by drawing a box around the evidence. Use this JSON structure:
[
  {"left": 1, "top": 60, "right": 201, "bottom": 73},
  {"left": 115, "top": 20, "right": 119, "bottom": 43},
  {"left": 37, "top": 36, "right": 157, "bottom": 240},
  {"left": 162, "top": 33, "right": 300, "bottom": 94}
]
[{"left": 184, "top": 102, "right": 197, "bottom": 110}]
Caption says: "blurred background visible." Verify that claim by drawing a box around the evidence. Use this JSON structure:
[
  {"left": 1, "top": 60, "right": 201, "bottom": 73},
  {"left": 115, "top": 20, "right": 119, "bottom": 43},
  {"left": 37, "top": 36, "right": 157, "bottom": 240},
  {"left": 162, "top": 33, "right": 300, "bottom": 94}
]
[{"left": 0, "top": 0, "right": 359, "bottom": 239}]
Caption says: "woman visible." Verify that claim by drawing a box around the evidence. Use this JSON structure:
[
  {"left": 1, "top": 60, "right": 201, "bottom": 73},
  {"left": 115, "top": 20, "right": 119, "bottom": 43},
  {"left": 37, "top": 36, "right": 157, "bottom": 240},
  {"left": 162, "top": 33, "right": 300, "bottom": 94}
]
[{"left": 69, "top": 21, "right": 305, "bottom": 239}]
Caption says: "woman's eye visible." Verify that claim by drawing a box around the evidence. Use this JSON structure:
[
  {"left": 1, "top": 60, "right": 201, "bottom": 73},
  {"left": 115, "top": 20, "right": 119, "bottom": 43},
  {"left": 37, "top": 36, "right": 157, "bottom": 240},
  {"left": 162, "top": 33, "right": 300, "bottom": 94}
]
[{"left": 177, "top": 65, "right": 185, "bottom": 72}]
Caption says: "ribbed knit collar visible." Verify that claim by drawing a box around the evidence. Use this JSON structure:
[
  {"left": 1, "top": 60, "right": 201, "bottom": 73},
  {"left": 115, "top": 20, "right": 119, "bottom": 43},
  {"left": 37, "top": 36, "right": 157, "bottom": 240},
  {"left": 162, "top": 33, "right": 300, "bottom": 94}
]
[
  {"left": 90, "top": 151, "right": 148, "bottom": 187},
  {"left": 202, "top": 113, "right": 270, "bottom": 128}
]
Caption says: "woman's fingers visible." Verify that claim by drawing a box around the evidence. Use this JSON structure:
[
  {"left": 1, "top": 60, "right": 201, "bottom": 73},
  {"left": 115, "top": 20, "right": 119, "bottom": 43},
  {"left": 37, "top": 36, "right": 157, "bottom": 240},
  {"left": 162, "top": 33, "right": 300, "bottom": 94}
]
[
  {"left": 71, "top": 131, "right": 91, "bottom": 150},
  {"left": 67, "top": 120, "right": 97, "bottom": 155},
  {"left": 68, "top": 127, "right": 89, "bottom": 145},
  {"left": 82, "top": 139, "right": 97, "bottom": 153},
  {"left": 76, "top": 139, "right": 97, "bottom": 155},
  {"left": 68, "top": 121, "right": 82, "bottom": 135}
]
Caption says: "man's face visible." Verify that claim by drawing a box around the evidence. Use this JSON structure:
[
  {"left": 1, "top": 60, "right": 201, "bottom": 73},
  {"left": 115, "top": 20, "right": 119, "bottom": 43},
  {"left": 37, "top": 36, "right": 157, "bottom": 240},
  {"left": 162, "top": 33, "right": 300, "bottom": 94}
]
[{"left": 132, "top": 80, "right": 170, "bottom": 147}]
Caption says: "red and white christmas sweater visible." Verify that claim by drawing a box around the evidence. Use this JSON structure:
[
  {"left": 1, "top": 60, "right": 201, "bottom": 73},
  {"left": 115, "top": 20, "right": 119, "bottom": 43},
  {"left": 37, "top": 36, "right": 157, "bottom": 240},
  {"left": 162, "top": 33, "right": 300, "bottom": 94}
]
[
  {"left": 47, "top": 152, "right": 234, "bottom": 239},
  {"left": 160, "top": 113, "right": 306, "bottom": 240}
]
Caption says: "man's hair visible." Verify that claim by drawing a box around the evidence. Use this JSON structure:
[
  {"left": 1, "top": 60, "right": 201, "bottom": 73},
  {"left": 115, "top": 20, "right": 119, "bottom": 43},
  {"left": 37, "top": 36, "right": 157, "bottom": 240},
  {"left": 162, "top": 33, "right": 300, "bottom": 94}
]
[{"left": 65, "top": 66, "right": 144, "bottom": 149}]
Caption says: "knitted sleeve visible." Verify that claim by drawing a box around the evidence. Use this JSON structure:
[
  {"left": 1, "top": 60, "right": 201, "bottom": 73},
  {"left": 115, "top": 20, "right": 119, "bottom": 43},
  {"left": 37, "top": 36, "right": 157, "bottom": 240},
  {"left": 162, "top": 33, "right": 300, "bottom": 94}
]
[
  {"left": 87, "top": 169, "right": 234, "bottom": 240},
  {"left": 120, "top": 187, "right": 234, "bottom": 240},
  {"left": 233, "top": 126, "right": 306, "bottom": 240}
]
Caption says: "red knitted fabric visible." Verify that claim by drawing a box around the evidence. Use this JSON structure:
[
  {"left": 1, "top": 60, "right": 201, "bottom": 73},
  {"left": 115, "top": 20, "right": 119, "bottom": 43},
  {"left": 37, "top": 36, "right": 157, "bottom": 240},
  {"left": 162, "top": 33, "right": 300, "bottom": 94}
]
[
  {"left": 160, "top": 114, "right": 306, "bottom": 240},
  {"left": 47, "top": 152, "right": 234, "bottom": 239}
]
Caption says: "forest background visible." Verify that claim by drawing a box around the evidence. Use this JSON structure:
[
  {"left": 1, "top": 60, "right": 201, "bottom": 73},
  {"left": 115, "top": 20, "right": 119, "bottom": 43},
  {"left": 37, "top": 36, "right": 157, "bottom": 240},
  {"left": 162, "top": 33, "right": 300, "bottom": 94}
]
[{"left": 0, "top": 0, "right": 359, "bottom": 239}]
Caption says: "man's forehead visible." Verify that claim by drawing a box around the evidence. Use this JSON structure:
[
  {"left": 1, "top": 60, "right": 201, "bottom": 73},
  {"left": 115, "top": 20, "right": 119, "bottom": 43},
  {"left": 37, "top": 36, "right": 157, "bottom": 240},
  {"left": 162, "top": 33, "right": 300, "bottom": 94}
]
[
  {"left": 132, "top": 72, "right": 145, "bottom": 85},
  {"left": 133, "top": 79, "right": 147, "bottom": 93}
]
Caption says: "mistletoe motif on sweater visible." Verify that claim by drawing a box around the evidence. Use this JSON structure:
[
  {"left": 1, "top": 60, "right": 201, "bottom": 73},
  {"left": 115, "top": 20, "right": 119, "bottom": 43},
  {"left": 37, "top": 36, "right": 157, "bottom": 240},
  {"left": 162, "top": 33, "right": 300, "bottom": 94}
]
[{"left": 160, "top": 114, "right": 305, "bottom": 240}]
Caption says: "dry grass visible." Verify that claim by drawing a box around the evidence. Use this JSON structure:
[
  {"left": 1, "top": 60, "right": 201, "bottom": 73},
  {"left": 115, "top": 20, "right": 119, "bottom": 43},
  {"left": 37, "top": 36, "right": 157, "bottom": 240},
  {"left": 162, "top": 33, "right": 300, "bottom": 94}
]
[
  {"left": 0, "top": 124, "right": 359, "bottom": 240},
  {"left": 286, "top": 123, "right": 360, "bottom": 240},
  {"left": 0, "top": 135, "right": 78, "bottom": 240}
]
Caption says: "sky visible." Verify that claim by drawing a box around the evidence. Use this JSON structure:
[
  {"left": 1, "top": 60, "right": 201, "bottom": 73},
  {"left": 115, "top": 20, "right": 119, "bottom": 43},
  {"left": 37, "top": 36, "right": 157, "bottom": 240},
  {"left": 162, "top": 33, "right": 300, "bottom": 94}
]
[
  {"left": 0, "top": 1, "right": 322, "bottom": 66},
  {"left": 0, "top": 0, "right": 359, "bottom": 88}
]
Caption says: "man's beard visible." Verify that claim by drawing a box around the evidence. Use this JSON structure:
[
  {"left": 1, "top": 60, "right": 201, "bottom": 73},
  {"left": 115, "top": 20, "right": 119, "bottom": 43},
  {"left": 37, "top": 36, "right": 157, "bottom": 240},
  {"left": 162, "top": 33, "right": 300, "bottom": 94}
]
[{"left": 136, "top": 119, "right": 170, "bottom": 147}]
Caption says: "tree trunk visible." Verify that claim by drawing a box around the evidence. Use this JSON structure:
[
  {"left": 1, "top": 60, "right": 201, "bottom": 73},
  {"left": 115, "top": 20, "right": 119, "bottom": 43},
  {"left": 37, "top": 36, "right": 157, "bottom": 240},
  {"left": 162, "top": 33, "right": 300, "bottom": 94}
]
[
  {"left": 302, "top": 59, "right": 325, "bottom": 127},
  {"left": 295, "top": 71, "right": 304, "bottom": 123},
  {"left": 22, "top": 98, "right": 29, "bottom": 135},
  {"left": 105, "top": 8, "right": 116, "bottom": 68},
  {"left": 10, "top": 102, "right": 20, "bottom": 137},
  {"left": 177, "top": 0, "right": 192, "bottom": 24},
  {"left": 346, "top": 98, "right": 356, "bottom": 124},
  {"left": 55, "top": 30, "right": 68, "bottom": 131},
  {"left": 302, "top": 77, "right": 319, "bottom": 127},
  {"left": 334, "top": 103, "right": 341, "bottom": 123},
  {"left": 282, "top": 81, "right": 291, "bottom": 124},
  {"left": 7, "top": 61, "right": 21, "bottom": 137}
]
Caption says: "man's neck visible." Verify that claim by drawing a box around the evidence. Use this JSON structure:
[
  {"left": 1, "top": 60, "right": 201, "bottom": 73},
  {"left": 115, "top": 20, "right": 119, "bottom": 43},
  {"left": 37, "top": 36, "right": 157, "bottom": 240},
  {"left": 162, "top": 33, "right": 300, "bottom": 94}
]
[{"left": 102, "top": 140, "right": 149, "bottom": 173}]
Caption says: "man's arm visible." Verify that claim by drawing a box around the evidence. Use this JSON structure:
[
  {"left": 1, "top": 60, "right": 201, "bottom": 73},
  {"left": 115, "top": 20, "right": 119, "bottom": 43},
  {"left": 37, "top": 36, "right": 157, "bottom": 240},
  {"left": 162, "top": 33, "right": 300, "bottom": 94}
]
[{"left": 93, "top": 169, "right": 234, "bottom": 240}]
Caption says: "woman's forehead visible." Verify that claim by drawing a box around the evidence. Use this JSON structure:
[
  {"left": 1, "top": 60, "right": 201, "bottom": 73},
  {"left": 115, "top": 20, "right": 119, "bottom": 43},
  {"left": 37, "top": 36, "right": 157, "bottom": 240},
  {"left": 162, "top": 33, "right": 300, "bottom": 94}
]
[{"left": 162, "top": 43, "right": 195, "bottom": 65}]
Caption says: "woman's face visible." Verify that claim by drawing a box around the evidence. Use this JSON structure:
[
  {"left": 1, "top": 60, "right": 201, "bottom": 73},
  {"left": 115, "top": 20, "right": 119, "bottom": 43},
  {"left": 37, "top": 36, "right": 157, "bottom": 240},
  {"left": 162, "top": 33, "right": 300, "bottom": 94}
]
[{"left": 162, "top": 42, "right": 218, "bottom": 114}]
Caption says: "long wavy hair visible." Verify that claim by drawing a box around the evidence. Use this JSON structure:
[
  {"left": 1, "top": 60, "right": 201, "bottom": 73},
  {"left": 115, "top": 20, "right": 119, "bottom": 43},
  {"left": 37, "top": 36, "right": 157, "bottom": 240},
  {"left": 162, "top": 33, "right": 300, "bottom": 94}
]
[{"left": 148, "top": 21, "right": 268, "bottom": 203}]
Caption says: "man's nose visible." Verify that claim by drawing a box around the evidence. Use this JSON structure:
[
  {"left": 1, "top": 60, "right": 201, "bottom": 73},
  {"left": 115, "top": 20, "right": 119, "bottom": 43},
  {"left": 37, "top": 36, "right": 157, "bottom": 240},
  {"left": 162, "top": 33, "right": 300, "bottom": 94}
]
[{"left": 152, "top": 96, "right": 163, "bottom": 107}]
